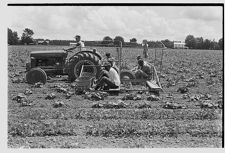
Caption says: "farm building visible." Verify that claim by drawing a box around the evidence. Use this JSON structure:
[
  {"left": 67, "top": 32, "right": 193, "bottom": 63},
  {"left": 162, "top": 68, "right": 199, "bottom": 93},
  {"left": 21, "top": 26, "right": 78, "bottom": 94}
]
[
  {"left": 35, "top": 39, "right": 50, "bottom": 45},
  {"left": 173, "top": 41, "right": 188, "bottom": 49}
]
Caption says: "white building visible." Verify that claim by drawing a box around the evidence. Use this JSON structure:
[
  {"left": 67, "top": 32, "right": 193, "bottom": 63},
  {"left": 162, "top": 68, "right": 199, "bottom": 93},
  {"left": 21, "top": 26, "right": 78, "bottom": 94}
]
[
  {"left": 35, "top": 39, "right": 49, "bottom": 45},
  {"left": 174, "top": 41, "right": 188, "bottom": 49}
]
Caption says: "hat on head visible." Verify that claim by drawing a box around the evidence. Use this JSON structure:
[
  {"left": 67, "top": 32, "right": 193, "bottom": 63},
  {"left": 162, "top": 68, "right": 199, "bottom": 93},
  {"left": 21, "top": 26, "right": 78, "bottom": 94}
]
[
  {"left": 74, "top": 35, "right": 80, "bottom": 38},
  {"left": 136, "top": 55, "right": 142, "bottom": 60},
  {"left": 104, "top": 62, "right": 111, "bottom": 67},
  {"left": 108, "top": 57, "right": 115, "bottom": 62},
  {"left": 138, "top": 59, "right": 144, "bottom": 66},
  {"left": 105, "top": 53, "right": 111, "bottom": 58}
]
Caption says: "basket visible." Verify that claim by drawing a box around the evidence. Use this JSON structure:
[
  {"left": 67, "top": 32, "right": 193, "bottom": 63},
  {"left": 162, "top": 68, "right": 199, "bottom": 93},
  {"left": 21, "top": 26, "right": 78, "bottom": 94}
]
[
  {"left": 74, "top": 65, "right": 96, "bottom": 91},
  {"left": 75, "top": 76, "right": 94, "bottom": 91}
]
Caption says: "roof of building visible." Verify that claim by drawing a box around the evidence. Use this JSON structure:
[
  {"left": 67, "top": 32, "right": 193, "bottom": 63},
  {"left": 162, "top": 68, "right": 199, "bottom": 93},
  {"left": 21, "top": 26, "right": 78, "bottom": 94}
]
[{"left": 174, "top": 42, "right": 185, "bottom": 45}]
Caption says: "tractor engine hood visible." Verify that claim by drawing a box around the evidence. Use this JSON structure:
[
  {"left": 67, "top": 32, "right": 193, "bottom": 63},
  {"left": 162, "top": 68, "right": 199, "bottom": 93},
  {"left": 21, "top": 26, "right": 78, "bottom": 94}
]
[{"left": 30, "top": 50, "right": 67, "bottom": 57}]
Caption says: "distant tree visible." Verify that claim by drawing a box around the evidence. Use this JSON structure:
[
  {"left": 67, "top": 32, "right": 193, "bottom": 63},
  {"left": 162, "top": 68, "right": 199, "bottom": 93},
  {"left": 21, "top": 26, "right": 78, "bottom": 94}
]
[
  {"left": 113, "top": 36, "right": 125, "bottom": 46},
  {"left": 212, "top": 41, "right": 220, "bottom": 50},
  {"left": 185, "top": 35, "right": 196, "bottom": 49},
  {"left": 130, "top": 38, "right": 137, "bottom": 43},
  {"left": 103, "top": 36, "right": 113, "bottom": 42},
  {"left": 147, "top": 40, "right": 156, "bottom": 48},
  {"left": 21, "top": 28, "right": 34, "bottom": 45},
  {"left": 218, "top": 38, "right": 223, "bottom": 50},
  {"left": 8, "top": 28, "right": 19, "bottom": 45},
  {"left": 209, "top": 40, "right": 218, "bottom": 50},
  {"left": 195, "top": 37, "right": 204, "bottom": 49},
  {"left": 161, "top": 39, "right": 173, "bottom": 48},
  {"left": 102, "top": 36, "right": 113, "bottom": 46},
  {"left": 203, "top": 39, "right": 211, "bottom": 50}
]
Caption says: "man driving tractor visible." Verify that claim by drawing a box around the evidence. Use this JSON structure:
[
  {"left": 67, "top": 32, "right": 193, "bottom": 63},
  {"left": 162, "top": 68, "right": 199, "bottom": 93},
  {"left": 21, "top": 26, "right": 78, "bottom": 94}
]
[{"left": 66, "top": 35, "right": 85, "bottom": 52}]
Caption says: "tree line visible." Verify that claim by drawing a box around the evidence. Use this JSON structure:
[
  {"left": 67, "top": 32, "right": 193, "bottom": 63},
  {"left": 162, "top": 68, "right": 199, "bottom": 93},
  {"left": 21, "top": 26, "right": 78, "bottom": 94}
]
[
  {"left": 8, "top": 28, "right": 223, "bottom": 50},
  {"left": 184, "top": 35, "right": 223, "bottom": 50},
  {"left": 8, "top": 28, "right": 34, "bottom": 45}
]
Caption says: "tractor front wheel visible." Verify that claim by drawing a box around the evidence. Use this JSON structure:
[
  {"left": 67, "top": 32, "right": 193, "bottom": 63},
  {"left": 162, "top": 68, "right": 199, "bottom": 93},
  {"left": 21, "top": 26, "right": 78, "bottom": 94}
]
[{"left": 26, "top": 68, "right": 47, "bottom": 84}]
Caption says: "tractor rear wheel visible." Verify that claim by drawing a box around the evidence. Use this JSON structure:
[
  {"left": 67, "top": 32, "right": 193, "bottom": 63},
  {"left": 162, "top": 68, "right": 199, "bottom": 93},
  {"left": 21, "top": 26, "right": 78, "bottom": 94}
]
[
  {"left": 26, "top": 68, "right": 47, "bottom": 84},
  {"left": 67, "top": 52, "right": 101, "bottom": 82}
]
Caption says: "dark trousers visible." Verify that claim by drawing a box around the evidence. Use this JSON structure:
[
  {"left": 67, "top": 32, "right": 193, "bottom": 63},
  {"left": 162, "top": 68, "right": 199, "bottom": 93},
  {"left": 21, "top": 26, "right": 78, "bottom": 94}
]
[
  {"left": 98, "top": 70, "right": 110, "bottom": 79},
  {"left": 95, "top": 76, "right": 118, "bottom": 90},
  {"left": 135, "top": 70, "right": 150, "bottom": 79}
]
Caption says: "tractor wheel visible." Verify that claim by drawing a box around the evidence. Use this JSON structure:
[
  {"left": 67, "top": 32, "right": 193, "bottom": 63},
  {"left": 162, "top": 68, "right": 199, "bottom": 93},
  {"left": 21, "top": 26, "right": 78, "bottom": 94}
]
[
  {"left": 67, "top": 52, "right": 101, "bottom": 82},
  {"left": 26, "top": 68, "right": 47, "bottom": 84},
  {"left": 120, "top": 69, "right": 136, "bottom": 81}
]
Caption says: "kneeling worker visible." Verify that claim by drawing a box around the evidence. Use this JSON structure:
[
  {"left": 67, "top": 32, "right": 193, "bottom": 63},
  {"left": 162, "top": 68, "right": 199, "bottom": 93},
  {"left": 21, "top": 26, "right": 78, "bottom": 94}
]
[
  {"left": 95, "top": 62, "right": 121, "bottom": 90},
  {"left": 135, "top": 59, "right": 153, "bottom": 79}
]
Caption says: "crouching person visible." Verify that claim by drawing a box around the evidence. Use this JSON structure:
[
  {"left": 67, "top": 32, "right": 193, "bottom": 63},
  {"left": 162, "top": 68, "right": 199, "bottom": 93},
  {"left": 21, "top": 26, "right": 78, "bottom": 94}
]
[
  {"left": 95, "top": 62, "right": 120, "bottom": 90},
  {"left": 108, "top": 57, "right": 119, "bottom": 73},
  {"left": 135, "top": 59, "right": 153, "bottom": 79}
]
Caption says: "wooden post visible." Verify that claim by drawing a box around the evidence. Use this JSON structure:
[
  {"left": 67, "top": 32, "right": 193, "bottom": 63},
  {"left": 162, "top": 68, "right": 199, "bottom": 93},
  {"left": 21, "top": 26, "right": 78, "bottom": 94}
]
[
  {"left": 154, "top": 48, "right": 157, "bottom": 66},
  {"left": 79, "top": 65, "right": 84, "bottom": 77},
  {"left": 160, "top": 49, "right": 164, "bottom": 74},
  {"left": 119, "top": 41, "right": 122, "bottom": 78},
  {"left": 116, "top": 47, "right": 120, "bottom": 66}
]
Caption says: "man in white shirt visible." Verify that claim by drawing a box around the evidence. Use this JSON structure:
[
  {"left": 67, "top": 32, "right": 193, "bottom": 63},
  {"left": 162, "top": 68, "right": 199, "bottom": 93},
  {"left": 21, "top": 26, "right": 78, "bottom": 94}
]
[
  {"left": 95, "top": 62, "right": 121, "bottom": 90},
  {"left": 108, "top": 57, "right": 119, "bottom": 73},
  {"left": 66, "top": 35, "right": 85, "bottom": 52}
]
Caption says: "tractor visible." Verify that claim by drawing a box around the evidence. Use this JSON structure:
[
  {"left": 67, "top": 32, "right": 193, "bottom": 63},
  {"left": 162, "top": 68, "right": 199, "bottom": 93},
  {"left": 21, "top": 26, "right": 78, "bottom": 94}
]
[{"left": 25, "top": 46, "right": 134, "bottom": 85}]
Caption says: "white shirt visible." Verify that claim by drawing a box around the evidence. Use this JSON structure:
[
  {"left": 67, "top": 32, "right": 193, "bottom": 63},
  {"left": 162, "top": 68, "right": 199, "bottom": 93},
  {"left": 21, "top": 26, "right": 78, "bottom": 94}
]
[
  {"left": 109, "top": 67, "right": 121, "bottom": 86},
  {"left": 77, "top": 41, "right": 85, "bottom": 48},
  {"left": 75, "top": 41, "right": 85, "bottom": 51},
  {"left": 142, "top": 43, "right": 148, "bottom": 47},
  {"left": 142, "top": 43, "right": 148, "bottom": 51}
]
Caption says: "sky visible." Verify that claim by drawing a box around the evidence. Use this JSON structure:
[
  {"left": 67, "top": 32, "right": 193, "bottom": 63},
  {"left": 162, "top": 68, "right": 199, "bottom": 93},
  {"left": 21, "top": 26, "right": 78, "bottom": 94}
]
[{"left": 8, "top": 6, "right": 223, "bottom": 43}]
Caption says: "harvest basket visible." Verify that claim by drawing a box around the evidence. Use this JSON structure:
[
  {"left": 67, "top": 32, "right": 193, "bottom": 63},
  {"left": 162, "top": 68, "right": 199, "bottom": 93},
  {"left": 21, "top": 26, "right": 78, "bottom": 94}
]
[{"left": 74, "top": 65, "right": 95, "bottom": 91}]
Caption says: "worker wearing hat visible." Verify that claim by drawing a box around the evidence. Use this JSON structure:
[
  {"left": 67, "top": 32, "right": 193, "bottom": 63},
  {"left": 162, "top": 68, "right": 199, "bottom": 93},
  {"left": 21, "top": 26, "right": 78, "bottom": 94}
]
[
  {"left": 105, "top": 52, "right": 119, "bottom": 73},
  {"left": 66, "top": 35, "right": 85, "bottom": 52},
  {"left": 135, "top": 59, "right": 153, "bottom": 79},
  {"left": 136, "top": 55, "right": 148, "bottom": 69},
  {"left": 142, "top": 40, "right": 149, "bottom": 58},
  {"left": 95, "top": 62, "right": 120, "bottom": 90},
  {"left": 108, "top": 57, "right": 119, "bottom": 73}
]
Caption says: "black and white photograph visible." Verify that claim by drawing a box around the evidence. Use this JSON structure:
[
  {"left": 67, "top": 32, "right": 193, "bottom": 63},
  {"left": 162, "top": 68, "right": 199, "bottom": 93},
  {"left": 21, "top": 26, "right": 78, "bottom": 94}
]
[{"left": 5, "top": 0, "right": 224, "bottom": 149}]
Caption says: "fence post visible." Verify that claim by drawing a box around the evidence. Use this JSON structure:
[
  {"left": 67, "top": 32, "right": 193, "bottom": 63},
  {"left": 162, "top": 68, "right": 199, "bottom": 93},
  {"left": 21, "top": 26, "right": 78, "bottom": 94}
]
[
  {"left": 154, "top": 48, "right": 157, "bottom": 66},
  {"left": 118, "top": 41, "right": 122, "bottom": 77},
  {"left": 160, "top": 48, "right": 164, "bottom": 74}
]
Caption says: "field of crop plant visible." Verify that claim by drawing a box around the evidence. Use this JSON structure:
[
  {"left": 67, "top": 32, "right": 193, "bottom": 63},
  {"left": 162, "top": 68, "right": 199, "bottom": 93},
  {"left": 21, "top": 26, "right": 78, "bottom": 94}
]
[{"left": 8, "top": 45, "right": 223, "bottom": 148}]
